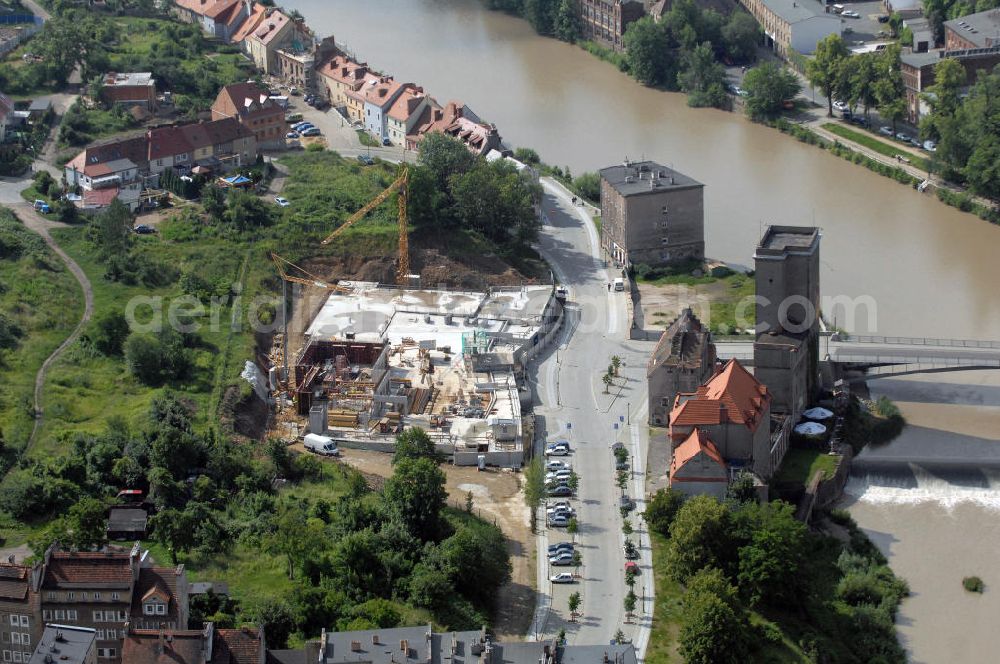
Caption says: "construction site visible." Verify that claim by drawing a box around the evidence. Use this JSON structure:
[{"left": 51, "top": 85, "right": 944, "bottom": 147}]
[{"left": 269, "top": 281, "right": 562, "bottom": 466}]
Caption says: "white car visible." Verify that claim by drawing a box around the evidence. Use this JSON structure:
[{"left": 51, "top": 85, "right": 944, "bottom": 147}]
[
  {"left": 274, "top": 196, "right": 290, "bottom": 207},
  {"left": 547, "top": 500, "right": 573, "bottom": 512},
  {"left": 549, "top": 552, "right": 574, "bottom": 566},
  {"left": 546, "top": 469, "right": 572, "bottom": 481},
  {"left": 547, "top": 514, "right": 570, "bottom": 527},
  {"left": 550, "top": 572, "right": 574, "bottom": 584},
  {"left": 546, "top": 460, "right": 570, "bottom": 472},
  {"left": 895, "top": 132, "right": 910, "bottom": 142},
  {"left": 545, "top": 444, "right": 570, "bottom": 457},
  {"left": 878, "top": 126, "right": 894, "bottom": 136},
  {"left": 923, "top": 140, "right": 937, "bottom": 152},
  {"left": 842, "top": 9, "right": 860, "bottom": 18},
  {"left": 833, "top": 100, "right": 848, "bottom": 112}
]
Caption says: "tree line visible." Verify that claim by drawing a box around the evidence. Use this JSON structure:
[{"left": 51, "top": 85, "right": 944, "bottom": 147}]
[
  {"left": 1, "top": 399, "right": 511, "bottom": 648},
  {"left": 643, "top": 485, "right": 908, "bottom": 663}
]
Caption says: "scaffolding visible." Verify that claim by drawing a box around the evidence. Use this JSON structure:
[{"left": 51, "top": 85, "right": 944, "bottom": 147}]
[{"left": 462, "top": 329, "right": 491, "bottom": 357}]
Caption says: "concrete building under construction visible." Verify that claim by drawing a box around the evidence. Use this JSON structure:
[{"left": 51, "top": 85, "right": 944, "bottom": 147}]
[{"left": 283, "top": 281, "right": 562, "bottom": 467}]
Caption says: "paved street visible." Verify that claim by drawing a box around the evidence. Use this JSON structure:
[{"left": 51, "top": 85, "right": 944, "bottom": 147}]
[{"left": 528, "top": 178, "right": 656, "bottom": 658}]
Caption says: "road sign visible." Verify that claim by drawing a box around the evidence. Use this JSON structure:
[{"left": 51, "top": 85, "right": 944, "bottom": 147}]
[
  {"left": 619, "top": 415, "right": 625, "bottom": 423},
  {"left": 566, "top": 422, "right": 572, "bottom": 430},
  {"left": 613, "top": 423, "right": 619, "bottom": 430}
]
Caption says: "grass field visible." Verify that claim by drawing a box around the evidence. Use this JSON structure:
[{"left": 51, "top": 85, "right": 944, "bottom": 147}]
[
  {"left": 0, "top": 210, "right": 82, "bottom": 453},
  {"left": 822, "top": 123, "right": 930, "bottom": 172},
  {"left": 773, "top": 448, "right": 841, "bottom": 486}
]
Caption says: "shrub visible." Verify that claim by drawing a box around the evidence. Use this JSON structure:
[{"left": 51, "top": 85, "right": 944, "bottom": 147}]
[
  {"left": 123, "top": 328, "right": 191, "bottom": 385},
  {"left": 963, "top": 576, "right": 984, "bottom": 593},
  {"left": 828, "top": 508, "right": 853, "bottom": 527}
]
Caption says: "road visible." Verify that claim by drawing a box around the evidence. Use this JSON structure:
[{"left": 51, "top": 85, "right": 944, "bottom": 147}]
[{"left": 527, "top": 177, "right": 656, "bottom": 658}]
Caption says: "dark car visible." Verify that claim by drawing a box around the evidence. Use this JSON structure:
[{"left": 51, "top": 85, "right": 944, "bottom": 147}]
[
  {"left": 548, "top": 485, "right": 573, "bottom": 497},
  {"left": 357, "top": 154, "right": 374, "bottom": 165},
  {"left": 134, "top": 224, "right": 155, "bottom": 234},
  {"left": 548, "top": 542, "right": 574, "bottom": 555}
]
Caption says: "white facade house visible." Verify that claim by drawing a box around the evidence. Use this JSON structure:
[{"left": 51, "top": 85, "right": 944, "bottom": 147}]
[{"left": 738, "top": 0, "right": 842, "bottom": 57}]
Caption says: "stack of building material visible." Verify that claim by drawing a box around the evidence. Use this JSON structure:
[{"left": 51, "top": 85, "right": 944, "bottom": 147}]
[{"left": 329, "top": 408, "right": 359, "bottom": 428}]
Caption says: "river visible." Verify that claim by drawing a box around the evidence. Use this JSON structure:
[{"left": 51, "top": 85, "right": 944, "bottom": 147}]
[{"left": 286, "top": 0, "right": 1000, "bottom": 659}]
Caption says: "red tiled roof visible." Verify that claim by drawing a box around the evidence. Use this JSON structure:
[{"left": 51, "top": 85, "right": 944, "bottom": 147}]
[
  {"left": 0, "top": 564, "right": 30, "bottom": 600},
  {"left": 232, "top": 2, "right": 267, "bottom": 43},
  {"left": 214, "top": 83, "right": 283, "bottom": 121},
  {"left": 669, "top": 429, "right": 727, "bottom": 482},
  {"left": 43, "top": 551, "right": 134, "bottom": 587},
  {"left": 82, "top": 187, "right": 122, "bottom": 208},
  {"left": 214, "top": 627, "right": 263, "bottom": 664},
  {"left": 148, "top": 124, "right": 193, "bottom": 161},
  {"left": 358, "top": 77, "right": 404, "bottom": 108},
  {"left": 122, "top": 628, "right": 207, "bottom": 664},
  {"left": 670, "top": 359, "right": 769, "bottom": 432},
  {"left": 133, "top": 566, "right": 179, "bottom": 614},
  {"left": 251, "top": 10, "right": 290, "bottom": 45},
  {"left": 204, "top": 0, "right": 239, "bottom": 20},
  {"left": 319, "top": 55, "right": 370, "bottom": 87},
  {"left": 387, "top": 86, "right": 425, "bottom": 122}
]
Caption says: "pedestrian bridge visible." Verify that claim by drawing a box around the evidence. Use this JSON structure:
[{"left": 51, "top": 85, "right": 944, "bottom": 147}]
[{"left": 715, "top": 334, "right": 1000, "bottom": 379}]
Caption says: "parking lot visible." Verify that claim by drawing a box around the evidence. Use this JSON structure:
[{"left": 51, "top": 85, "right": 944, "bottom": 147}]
[{"left": 834, "top": 0, "right": 892, "bottom": 47}]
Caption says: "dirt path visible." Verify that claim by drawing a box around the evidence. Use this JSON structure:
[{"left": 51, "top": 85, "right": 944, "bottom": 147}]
[
  {"left": 12, "top": 205, "right": 94, "bottom": 449},
  {"left": 335, "top": 448, "right": 536, "bottom": 640}
]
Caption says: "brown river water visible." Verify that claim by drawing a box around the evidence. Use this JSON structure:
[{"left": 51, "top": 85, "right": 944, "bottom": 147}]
[{"left": 287, "top": 1, "right": 1000, "bottom": 659}]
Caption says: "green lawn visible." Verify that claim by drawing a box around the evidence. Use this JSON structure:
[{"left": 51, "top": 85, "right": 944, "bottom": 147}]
[
  {"left": 773, "top": 448, "right": 841, "bottom": 486},
  {"left": 822, "top": 123, "right": 930, "bottom": 171},
  {"left": 647, "top": 532, "right": 684, "bottom": 664},
  {"left": 356, "top": 130, "right": 381, "bottom": 147},
  {"left": 0, "top": 209, "right": 83, "bottom": 454}
]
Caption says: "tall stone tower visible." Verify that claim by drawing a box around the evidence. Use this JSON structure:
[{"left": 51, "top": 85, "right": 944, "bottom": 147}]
[
  {"left": 752, "top": 226, "right": 821, "bottom": 418},
  {"left": 646, "top": 308, "right": 716, "bottom": 426}
]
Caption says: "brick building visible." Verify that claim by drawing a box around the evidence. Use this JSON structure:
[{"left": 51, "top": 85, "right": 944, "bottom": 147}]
[
  {"left": 577, "top": 0, "right": 646, "bottom": 52},
  {"left": 646, "top": 308, "right": 715, "bottom": 426},
  {"left": 599, "top": 160, "right": 705, "bottom": 270},
  {"left": 900, "top": 47, "right": 1000, "bottom": 124},
  {"left": 211, "top": 82, "right": 286, "bottom": 149},
  {"left": 944, "top": 9, "right": 1000, "bottom": 50},
  {"left": 0, "top": 561, "right": 43, "bottom": 663},
  {"left": 99, "top": 73, "right": 156, "bottom": 109}
]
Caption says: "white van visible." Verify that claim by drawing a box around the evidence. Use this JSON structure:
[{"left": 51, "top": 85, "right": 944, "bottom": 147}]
[
  {"left": 613, "top": 278, "right": 625, "bottom": 292},
  {"left": 832, "top": 4, "right": 845, "bottom": 12},
  {"left": 304, "top": 433, "right": 340, "bottom": 456}
]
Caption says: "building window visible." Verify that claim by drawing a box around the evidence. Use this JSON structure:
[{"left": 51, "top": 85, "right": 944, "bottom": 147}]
[
  {"left": 97, "top": 648, "right": 117, "bottom": 659},
  {"left": 96, "top": 630, "right": 104, "bottom": 641},
  {"left": 67, "top": 592, "right": 75, "bottom": 601},
  {"left": 93, "top": 592, "right": 101, "bottom": 600},
  {"left": 111, "top": 593, "right": 119, "bottom": 601},
  {"left": 1, "top": 634, "right": 7, "bottom": 643},
  {"left": 93, "top": 611, "right": 103, "bottom": 622},
  {"left": 1, "top": 650, "right": 8, "bottom": 662},
  {"left": 67, "top": 610, "right": 77, "bottom": 621},
  {"left": 11, "top": 652, "right": 19, "bottom": 663},
  {"left": 18, "top": 637, "right": 26, "bottom": 649},
  {"left": 54, "top": 611, "right": 65, "bottom": 621}
]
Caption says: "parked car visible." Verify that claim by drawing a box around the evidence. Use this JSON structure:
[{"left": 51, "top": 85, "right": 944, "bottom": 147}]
[
  {"left": 548, "top": 485, "right": 573, "bottom": 497},
  {"left": 624, "top": 561, "right": 640, "bottom": 575},
  {"left": 548, "top": 542, "right": 574, "bottom": 555},
  {"left": 615, "top": 458, "right": 629, "bottom": 471},
  {"left": 286, "top": 131, "right": 300, "bottom": 139},
  {"left": 549, "top": 552, "right": 574, "bottom": 566},
  {"left": 274, "top": 196, "right": 290, "bottom": 207},
  {"left": 620, "top": 495, "right": 636, "bottom": 512},
  {"left": 33, "top": 199, "right": 50, "bottom": 213},
  {"left": 547, "top": 514, "right": 570, "bottom": 527},
  {"left": 285, "top": 112, "right": 303, "bottom": 123},
  {"left": 291, "top": 121, "right": 314, "bottom": 131},
  {"left": 832, "top": 100, "right": 849, "bottom": 112},
  {"left": 546, "top": 469, "right": 572, "bottom": 482},
  {"left": 289, "top": 87, "right": 300, "bottom": 96},
  {"left": 547, "top": 505, "right": 575, "bottom": 519},
  {"left": 910, "top": 137, "right": 922, "bottom": 148},
  {"left": 545, "top": 443, "right": 570, "bottom": 456},
  {"left": 547, "top": 501, "right": 574, "bottom": 513},
  {"left": 357, "top": 154, "right": 375, "bottom": 165},
  {"left": 877, "top": 14, "right": 890, "bottom": 22},
  {"left": 623, "top": 540, "right": 639, "bottom": 560},
  {"left": 382, "top": 137, "right": 392, "bottom": 146},
  {"left": 134, "top": 224, "right": 155, "bottom": 234},
  {"left": 842, "top": 10, "right": 860, "bottom": 18},
  {"left": 895, "top": 132, "right": 911, "bottom": 142},
  {"left": 879, "top": 126, "right": 894, "bottom": 136},
  {"left": 546, "top": 460, "right": 570, "bottom": 472},
  {"left": 851, "top": 116, "right": 870, "bottom": 128},
  {"left": 303, "top": 433, "right": 340, "bottom": 457},
  {"left": 923, "top": 140, "right": 937, "bottom": 152},
  {"left": 301, "top": 127, "right": 321, "bottom": 137},
  {"left": 550, "top": 573, "right": 574, "bottom": 584}
]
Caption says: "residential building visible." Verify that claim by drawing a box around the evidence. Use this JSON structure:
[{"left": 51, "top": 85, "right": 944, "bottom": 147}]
[
  {"left": 669, "top": 428, "right": 729, "bottom": 499},
  {"left": 944, "top": 8, "right": 1000, "bottom": 50},
  {"left": 386, "top": 85, "right": 430, "bottom": 147},
  {"left": 577, "top": 0, "right": 646, "bottom": 52},
  {"left": 106, "top": 506, "right": 148, "bottom": 541},
  {"left": 668, "top": 358, "right": 773, "bottom": 478},
  {"left": 408, "top": 100, "right": 500, "bottom": 155},
  {"left": 599, "top": 159, "right": 705, "bottom": 270},
  {"left": 64, "top": 153, "right": 143, "bottom": 211},
  {"left": 752, "top": 225, "right": 820, "bottom": 419},
  {"left": 316, "top": 55, "right": 373, "bottom": 110},
  {"left": 0, "top": 561, "right": 43, "bottom": 662},
  {"left": 0, "top": 91, "right": 15, "bottom": 141},
  {"left": 276, "top": 34, "right": 337, "bottom": 91},
  {"left": 357, "top": 77, "right": 406, "bottom": 141},
  {"left": 283, "top": 625, "right": 636, "bottom": 664},
  {"left": 246, "top": 9, "right": 300, "bottom": 74},
  {"left": 28, "top": 625, "right": 97, "bottom": 664},
  {"left": 736, "top": 0, "right": 841, "bottom": 58},
  {"left": 231, "top": 1, "right": 268, "bottom": 51},
  {"left": 172, "top": 0, "right": 248, "bottom": 41},
  {"left": 212, "top": 82, "right": 286, "bottom": 148},
  {"left": 900, "top": 47, "right": 1000, "bottom": 123},
  {"left": 882, "top": 0, "right": 922, "bottom": 19},
  {"left": 646, "top": 308, "right": 716, "bottom": 426},
  {"left": 99, "top": 72, "right": 156, "bottom": 109},
  {"left": 120, "top": 623, "right": 265, "bottom": 664}
]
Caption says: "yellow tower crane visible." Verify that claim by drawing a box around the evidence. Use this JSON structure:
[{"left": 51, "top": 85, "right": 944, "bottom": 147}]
[{"left": 321, "top": 166, "right": 409, "bottom": 285}]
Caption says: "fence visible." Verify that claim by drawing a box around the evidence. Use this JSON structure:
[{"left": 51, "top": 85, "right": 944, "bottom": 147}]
[
  {"left": 838, "top": 334, "right": 1000, "bottom": 349},
  {"left": 0, "top": 17, "right": 42, "bottom": 58}
]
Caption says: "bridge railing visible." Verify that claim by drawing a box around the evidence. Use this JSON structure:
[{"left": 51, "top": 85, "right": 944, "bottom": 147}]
[{"left": 837, "top": 334, "right": 1000, "bottom": 349}]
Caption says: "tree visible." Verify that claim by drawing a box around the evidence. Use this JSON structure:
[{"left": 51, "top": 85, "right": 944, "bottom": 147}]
[
  {"left": 225, "top": 191, "right": 273, "bottom": 231},
  {"left": 644, "top": 488, "right": 685, "bottom": 537},
  {"left": 567, "top": 470, "right": 580, "bottom": 493},
  {"left": 523, "top": 0, "right": 557, "bottom": 35},
  {"left": 602, "top": 371, "right": 613, "bottom": 393},
  {"left": 624, "top": 589, "right": 637, "bottom": 621},
  {"left": 450, "top": 158, "right": 539, "bottom": 244},
  {"left": 524, "top": 455, "right": 545, "bottom": 523},
  {"left": 736, "top": 502, "right": 808, "bottom": 607},
  {"left": 572, "top": 550, "right": 582, "bottom": 577},
  {"left": 408, "top": 560, "right": 455, "bottom": 610},
  {"left": 921, "top": 57, "right": 966, "bottom": 140},
  {"left": 725, "top": 472, "right": 757, "bottom": 505},
  {"left": 665, "top": 495, "right": 731, "bottom": 582},
  {"left": 418, "top": 132, "right": 476, "bottom": 190},
  {"left": 124, "top": 329, "right": 191, "bottom": 385},
  {"left": 442, "top": 522, "right": 512, "bottom": 605},
  {"left": 383, "top": 457, "right": 447, "bottom": 541},
  {"left": 573, "top": 172, "right": 601, "bottom": 203},
  {"left": 678, "top": 568, "right": 749, "bottom": 664},
  {"left": 554, "top": 0, "right": 580, "bottom": 43},
  {"left": 722, "top": 11, "right": 760, "bottom": 64},
  {"left": 88, "top": 311, "right": 130, "bottom": 356},
  {"left": 567, "top": 517, "right": 579, "bottom": 541},
  {"left": 270, "top": 507, "right": 327, "bottom": 578},
  {"left": 624, "top": 18, "right": 673, "bottom": 87},
  {"left": 622, "top": 519, "right": 633, "bottom": 536},
  {"left": 616, "top": 469, "right": 629, "bottom": 493},
  {"left": 63, "top": 497, "right": 109, "bottom": 550},
  {"left": 149, "top": 508, "right": 196, "bottom": 564},
  {"left": 568, "top": 591, "right": 581, "bottom": 620},
  {"left": 513, "top": 147, "right": 540, "bottom": 165},
  {"left": 845, "top": 52, "right": 879, "bottom": 121},
  {"left": 807, "top": 34, "right": 850, "bottom": 116},
  {"left": 94, "top": 199, "right": 132, "bottom": 259},
  {"left": 246, "top": 597, "right": 297, "bottom": 649},
  {"left": 201, "top": 184, "right": 226, "bottom": 221},
  {"left": 610, "top": 355, "right": 623, "bottom": 376},
  {"left": 393, "top": 427, "right": 438, "bottom": 464},
  {"left": 742, "top": 62, "right": 800, "bottom": 120},
  {"left": 874, "top": 44, "right": 906, "bottom": 134},
  {"left": 678, "top": 41, "right": 728, "bottom": 109}
]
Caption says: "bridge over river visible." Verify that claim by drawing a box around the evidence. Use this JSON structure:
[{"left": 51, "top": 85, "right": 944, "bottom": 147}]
[{"left": 716, "top": 333, "right": 1000, "bottom": 379}]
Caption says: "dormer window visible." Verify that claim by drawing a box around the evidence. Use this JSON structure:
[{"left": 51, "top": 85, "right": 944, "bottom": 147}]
[{"left": 143, "top": 601, "right": 167, "bottom": 616}]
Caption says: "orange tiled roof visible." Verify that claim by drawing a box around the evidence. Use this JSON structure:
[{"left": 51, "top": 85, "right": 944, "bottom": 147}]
[
  {"left": 232, "top": 2, "right": 267, "bottom": 43},
  {"left": 214, "top": 627, "right": 263, "bottom": 664},
  {"left": 387, "top": 85, "right": 425, "bottom": 122},
  {"left": 252, "top": 10, "right": 290, "bottom": 45},
  {"left": 0, "top": 564, "right": 30, "bottom": 600},
  {"left": 669, "top": 429, "right": 727, "bottom": 482},
  {"left": 43, "top": 551, "right": 134, "bottom": 587},
  {"left": 670, "top": 358, "right": 769, "bottom": 432}
]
